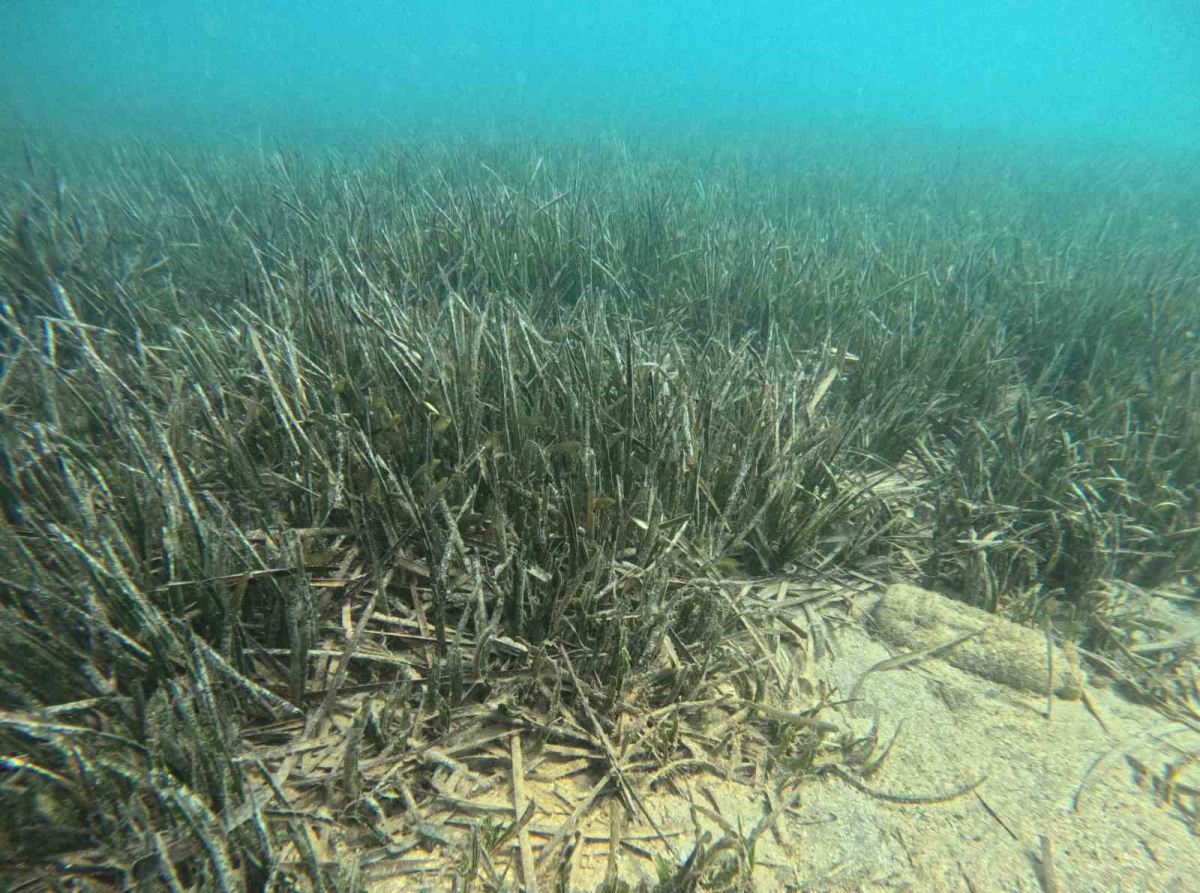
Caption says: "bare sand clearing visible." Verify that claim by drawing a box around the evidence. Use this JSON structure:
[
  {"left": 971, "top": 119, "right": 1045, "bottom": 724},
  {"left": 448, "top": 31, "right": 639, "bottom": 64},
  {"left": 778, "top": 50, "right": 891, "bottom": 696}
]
[{"left": 372, "top": 583, "right": 1199, "bottom": 892}]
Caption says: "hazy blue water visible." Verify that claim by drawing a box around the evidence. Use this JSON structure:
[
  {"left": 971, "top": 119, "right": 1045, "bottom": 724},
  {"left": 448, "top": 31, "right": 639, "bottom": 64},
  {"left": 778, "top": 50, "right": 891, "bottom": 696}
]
[{"left": 1, "top": 1, "right": 1196, "bottom": 148}]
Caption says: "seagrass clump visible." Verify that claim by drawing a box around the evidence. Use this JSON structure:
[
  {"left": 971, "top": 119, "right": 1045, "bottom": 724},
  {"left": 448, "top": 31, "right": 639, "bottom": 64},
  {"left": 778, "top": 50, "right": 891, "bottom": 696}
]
[{"left": 1, "top": 127, "right": 1196, "bottom": 889}]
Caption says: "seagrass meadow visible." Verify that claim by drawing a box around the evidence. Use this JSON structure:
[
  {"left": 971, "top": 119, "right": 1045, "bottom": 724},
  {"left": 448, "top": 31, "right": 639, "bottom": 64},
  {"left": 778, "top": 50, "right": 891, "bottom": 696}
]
[{"left": 1, "top": 126, "right": 1198, "bottom": 890}]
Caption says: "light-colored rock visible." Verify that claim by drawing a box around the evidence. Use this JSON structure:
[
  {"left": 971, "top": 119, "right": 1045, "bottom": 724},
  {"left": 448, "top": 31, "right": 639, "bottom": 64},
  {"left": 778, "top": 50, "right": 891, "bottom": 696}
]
[{"left": 873, "top": 582, "right": 1084, "bottom": 700}]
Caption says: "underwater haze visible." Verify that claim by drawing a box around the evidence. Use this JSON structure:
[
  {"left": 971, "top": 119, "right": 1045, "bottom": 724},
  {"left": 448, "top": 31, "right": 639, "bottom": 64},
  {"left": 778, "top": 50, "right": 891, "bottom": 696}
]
[
  {"left": 6, "top": 2, "right": 1200, "bottom": 891},
  {"left": 2, "top": 0, "right": 1197, "bottom": 148}
]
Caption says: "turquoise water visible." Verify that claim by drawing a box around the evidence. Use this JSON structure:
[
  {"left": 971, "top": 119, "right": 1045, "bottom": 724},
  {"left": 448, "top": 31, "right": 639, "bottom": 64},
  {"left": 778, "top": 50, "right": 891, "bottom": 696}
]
[{"left": 2, "top": 1, "right": 1196, "bottom": 148}]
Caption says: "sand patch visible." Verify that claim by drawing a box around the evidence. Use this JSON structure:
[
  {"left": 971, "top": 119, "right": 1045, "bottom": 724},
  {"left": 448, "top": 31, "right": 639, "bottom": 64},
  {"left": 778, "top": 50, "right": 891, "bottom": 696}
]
[{"left": 370, "top": 582, "right": 1199, "bottom": 892}]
